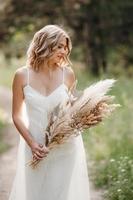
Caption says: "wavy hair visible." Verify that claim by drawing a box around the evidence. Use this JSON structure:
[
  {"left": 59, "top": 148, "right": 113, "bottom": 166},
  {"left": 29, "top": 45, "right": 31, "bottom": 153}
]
[{"left": 27, "top": 25, "right": 72, "bottom": 71}]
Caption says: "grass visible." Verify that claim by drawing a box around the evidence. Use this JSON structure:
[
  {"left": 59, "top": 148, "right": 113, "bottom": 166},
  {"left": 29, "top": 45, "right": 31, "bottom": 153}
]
[{"left": 0, "top": 109, "right": 10, "bottom": 153}]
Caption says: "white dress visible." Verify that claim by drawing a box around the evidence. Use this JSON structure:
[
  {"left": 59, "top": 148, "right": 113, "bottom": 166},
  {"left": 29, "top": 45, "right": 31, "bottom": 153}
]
[{"left": 9, "top": 67, "right": 90, "bottom": 200}]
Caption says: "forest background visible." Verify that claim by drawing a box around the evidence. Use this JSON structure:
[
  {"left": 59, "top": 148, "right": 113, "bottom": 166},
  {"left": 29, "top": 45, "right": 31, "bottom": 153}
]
[{"left": 0, "top": 1, "right": 133, "bottom": 200}]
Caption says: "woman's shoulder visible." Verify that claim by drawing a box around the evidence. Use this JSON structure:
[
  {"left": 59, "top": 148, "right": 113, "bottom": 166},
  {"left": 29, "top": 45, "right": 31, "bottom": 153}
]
[
  {"left": 14, "top": 66, "right": 27, "bottom": 76},
  {"left": 63, "top": 65, "right": 75, "bottom": 80},
  {"left": 12, "top": 66, "right": 28, "bottom": 86},
  {"left": 63, "top": 65, "right": 76, "bottom": 89}
]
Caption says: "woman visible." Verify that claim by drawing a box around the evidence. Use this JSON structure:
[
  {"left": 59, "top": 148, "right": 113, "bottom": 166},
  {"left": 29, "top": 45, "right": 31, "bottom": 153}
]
[{"left": 9, "top": 25, "right": 90, "bottom": 200}]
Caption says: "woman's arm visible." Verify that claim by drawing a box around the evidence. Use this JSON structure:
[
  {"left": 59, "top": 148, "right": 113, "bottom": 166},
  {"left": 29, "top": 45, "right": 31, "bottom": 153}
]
[
  {"left": 12, "top": 68, "right": 49, "bottom": 160},
  {"left": 12, "top": 69, "right": 34, "bottom": 147}
]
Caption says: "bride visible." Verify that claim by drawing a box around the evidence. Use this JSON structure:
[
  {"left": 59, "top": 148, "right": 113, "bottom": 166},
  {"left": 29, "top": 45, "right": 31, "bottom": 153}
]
[{"left": 9, "top": 24, "right": 90, "bottom": 200}]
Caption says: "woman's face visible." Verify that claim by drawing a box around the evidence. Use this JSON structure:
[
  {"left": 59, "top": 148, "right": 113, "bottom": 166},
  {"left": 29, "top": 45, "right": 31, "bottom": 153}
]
[{"left": 49, "top": 36, "right": 68, "bottom": 66}]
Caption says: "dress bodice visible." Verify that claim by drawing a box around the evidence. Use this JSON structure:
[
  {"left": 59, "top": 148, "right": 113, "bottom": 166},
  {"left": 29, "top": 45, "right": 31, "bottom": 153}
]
[{"left": 23, "top": 67, "right": 69, "bottom": 144}]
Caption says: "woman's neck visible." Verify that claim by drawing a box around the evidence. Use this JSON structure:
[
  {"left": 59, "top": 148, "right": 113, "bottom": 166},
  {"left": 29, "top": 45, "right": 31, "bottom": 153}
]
[{"left": 40, "top": 62, "right": 61, "bottom": 73}]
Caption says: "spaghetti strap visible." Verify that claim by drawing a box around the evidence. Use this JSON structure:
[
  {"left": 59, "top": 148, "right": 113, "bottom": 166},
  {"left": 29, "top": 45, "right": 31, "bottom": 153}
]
[
  {"left": 27, "top": 67, "right": 30, "bottom": 85},
  {"left": 62, "top": 66, "right": 65, "bottom": 84}
]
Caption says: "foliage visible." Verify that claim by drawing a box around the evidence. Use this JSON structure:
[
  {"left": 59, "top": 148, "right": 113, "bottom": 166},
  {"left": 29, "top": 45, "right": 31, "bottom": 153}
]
[
  {"left": 0, "top": 0, "right": 133, "bottom": 75},
  {"left": 105, "top": 156, "right": 133, "bottom": 200}
]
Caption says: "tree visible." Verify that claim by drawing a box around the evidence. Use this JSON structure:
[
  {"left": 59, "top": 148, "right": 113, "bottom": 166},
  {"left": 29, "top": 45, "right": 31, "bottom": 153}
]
[{"left": 0, "top": 0, "right": 133, "bottom": 75}]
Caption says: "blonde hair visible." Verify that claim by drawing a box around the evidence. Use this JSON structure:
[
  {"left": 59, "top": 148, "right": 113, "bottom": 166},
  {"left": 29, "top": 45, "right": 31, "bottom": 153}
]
[{"left": 27, "top": 25, "right": 72, "bottom": 71}]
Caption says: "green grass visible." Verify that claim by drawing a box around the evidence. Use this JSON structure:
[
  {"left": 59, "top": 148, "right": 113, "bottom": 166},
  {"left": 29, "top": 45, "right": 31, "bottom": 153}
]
[
  {"left": 104, "top": 156, "right": 133, "bottom": 200},
  {"left": 0, "top": 109, "right": 10, "bottom": 153}
]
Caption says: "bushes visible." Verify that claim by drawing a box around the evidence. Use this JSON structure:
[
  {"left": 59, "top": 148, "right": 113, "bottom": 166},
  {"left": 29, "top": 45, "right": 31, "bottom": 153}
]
[{"left": 91, "top": 156, "right": 133, "bottom": 200}]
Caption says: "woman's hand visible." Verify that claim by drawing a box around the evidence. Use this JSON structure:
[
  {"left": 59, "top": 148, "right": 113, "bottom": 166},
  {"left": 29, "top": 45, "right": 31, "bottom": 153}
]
[{"left": 30, "top": 141, "right": 49, "bottom": 161}]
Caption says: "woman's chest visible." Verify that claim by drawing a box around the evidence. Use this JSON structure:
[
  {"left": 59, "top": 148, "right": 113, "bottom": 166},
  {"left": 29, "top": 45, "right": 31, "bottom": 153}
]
[{"left": 23, "top": 84, "right": 69, "bottom": 112}]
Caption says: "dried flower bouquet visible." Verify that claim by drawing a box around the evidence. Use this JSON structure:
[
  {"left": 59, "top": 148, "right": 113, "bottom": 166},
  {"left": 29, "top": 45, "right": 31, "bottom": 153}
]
[{"left": 29, "top": 79, "right": 120, "bottom": 168}]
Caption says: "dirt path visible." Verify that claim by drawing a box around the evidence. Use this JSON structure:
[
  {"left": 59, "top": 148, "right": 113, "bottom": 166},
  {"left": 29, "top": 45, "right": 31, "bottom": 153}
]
[
  {"left": 0, "top": 86, "right": 19, "bottom": 200},
  {"left": 0, "top": 86, "right": 104, "bottom": 200}
]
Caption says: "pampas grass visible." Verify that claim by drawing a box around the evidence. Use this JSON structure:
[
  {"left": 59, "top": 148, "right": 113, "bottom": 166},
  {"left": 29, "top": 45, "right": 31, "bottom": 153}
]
[{"left": 29, "top": 79, "right": 120, "bottom": 168}]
